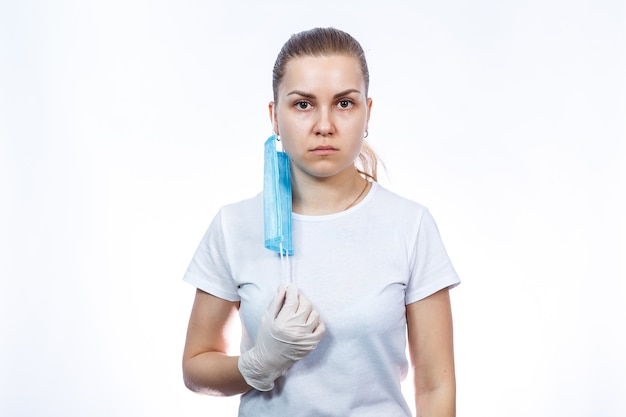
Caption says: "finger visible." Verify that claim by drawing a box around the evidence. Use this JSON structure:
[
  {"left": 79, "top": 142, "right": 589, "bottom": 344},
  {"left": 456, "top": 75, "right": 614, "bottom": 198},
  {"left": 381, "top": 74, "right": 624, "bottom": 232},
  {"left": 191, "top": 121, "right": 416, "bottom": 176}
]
[
  {"left": 313, "top": 317, "right": 326, "bottom": 337},
  {"left": 303, "top": 308, "right": 320, "bottom": 332},
  {"left": 293, "top": 314, "right": 325, "bottom": 345},
  {"left": 277, "top": 284, "right": 299, "bottom": 318},
  {"left": 294, "top": 292, "right": 313, "bottom": 317},
  {"left": 266, "top": 285, "right": 286, "bottom": 319}
]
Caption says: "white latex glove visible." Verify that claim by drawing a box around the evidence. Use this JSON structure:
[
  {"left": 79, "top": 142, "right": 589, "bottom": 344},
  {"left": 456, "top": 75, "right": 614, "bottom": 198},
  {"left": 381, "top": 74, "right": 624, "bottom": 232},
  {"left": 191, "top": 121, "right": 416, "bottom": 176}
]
[{"left": 238, "top": 284, "right": 325, "bottom": 391}]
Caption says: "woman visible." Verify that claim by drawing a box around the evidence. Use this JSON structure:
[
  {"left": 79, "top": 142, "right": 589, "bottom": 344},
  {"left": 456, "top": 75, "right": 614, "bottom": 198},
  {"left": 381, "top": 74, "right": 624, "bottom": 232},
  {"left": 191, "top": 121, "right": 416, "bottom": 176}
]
[{"left": 182, "top": 27, "right": 460, "bottom": 417}]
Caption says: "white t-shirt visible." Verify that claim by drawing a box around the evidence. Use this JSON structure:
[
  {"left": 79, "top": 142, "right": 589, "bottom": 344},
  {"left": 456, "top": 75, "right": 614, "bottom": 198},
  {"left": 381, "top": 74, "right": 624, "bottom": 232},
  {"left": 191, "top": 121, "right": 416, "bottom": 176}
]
[{"left": 183, "top": 182, "right": 460, "bottom": 417}]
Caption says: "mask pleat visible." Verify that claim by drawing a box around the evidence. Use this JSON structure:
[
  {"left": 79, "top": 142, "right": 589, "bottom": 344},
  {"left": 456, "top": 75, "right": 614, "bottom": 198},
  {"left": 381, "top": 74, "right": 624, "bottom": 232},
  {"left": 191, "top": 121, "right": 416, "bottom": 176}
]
[{"left": 263, "top": 135, "right": 293, "bottom": 258}]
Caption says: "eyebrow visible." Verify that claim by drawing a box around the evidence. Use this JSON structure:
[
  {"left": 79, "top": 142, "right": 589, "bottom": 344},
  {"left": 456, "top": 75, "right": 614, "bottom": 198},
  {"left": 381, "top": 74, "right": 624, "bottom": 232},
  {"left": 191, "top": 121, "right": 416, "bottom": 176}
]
[{"left": 286, "top": 89, "right": 362, "bottom": 99}]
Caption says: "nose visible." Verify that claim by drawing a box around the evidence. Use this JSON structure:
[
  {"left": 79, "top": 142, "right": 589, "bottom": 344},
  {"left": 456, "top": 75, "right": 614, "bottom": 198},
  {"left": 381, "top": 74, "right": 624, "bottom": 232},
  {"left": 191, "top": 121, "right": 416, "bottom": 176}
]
[{"left": 314, "top": 106, "right": 335, "bottom": 136}]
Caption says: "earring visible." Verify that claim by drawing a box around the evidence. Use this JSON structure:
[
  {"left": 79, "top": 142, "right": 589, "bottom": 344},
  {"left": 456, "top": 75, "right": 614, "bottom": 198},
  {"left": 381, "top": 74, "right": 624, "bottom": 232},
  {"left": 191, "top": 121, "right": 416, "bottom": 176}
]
[
  {"left": 364, "top": 131, "right": 369, "bottom": 139},
  {"left": 275, "top": 134, "right": 281, "bottom": 141}
]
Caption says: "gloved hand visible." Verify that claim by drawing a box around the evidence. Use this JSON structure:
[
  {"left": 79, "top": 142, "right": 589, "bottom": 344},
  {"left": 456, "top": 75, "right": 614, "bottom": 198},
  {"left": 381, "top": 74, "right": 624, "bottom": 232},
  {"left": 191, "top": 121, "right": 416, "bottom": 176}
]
[{"left": 238, "top": 284, "right": 325, "bottom": 391}]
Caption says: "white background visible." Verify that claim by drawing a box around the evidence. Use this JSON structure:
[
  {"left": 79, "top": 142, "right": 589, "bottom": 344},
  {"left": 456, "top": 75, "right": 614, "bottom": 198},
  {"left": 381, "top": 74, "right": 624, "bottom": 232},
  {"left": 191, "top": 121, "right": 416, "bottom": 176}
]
[{"left": 1, "top": 1, "right": 624, "bottom": 416}]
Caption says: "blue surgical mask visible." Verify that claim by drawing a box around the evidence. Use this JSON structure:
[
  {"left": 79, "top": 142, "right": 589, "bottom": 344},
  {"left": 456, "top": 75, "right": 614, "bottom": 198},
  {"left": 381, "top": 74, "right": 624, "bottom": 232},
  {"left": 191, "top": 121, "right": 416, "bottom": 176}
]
[{"left": 263, "top": 135, "right": 293, "bottom": 256}]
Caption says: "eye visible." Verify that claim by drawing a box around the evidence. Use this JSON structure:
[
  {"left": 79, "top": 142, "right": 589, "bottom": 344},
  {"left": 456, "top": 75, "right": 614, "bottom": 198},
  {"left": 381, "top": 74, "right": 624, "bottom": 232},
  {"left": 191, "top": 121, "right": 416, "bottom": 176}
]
[
  {"left": 295, "top": 101, "right": 312, "bottom": 110},
  {"left": 337, "top": 99, "right": 354, "bottom": 109}
]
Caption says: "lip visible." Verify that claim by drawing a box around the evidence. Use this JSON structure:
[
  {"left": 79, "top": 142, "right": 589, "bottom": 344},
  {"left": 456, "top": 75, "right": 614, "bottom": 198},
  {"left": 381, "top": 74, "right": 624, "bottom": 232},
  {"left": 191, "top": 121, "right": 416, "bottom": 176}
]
[{"left": 310, "top": 145, "right": 338, "bottom": 156}]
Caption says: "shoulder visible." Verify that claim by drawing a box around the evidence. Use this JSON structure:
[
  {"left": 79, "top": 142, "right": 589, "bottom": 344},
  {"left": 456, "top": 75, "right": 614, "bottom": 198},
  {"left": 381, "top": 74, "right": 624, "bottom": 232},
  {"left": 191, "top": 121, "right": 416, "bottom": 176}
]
[
  {"left": 218, "top": 192, "right": 262, "bottom": 219},
  {"left": 358, "top": 184, "right": 437, "bottom": 241},
  {"left": 205, "top": 192, "right": 263, "bottom": 240},
  {"left": 370, "top": 183, "right": 428, "bottom": 218}
]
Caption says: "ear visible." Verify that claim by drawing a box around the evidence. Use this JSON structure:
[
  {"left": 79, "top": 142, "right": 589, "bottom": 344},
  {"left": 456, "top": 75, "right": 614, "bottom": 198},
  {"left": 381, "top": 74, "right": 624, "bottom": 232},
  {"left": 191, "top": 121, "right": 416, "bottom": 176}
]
[
  {"left": 268, "top": 101, "right": 279, "bottom": 135},
  {"left": 365, "top": 97, "right": 373, "bottom": 130}
]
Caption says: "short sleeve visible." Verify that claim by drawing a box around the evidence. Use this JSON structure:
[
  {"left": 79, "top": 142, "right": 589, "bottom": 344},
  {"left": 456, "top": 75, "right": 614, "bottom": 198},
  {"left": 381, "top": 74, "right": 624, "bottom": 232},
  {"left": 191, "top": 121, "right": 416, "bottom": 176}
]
[
  {"left": 405, "top": 208, "right": 460, "bottom": 304},
  {"left": 182, "top": 209, "right": 240, "bottom": 301}
]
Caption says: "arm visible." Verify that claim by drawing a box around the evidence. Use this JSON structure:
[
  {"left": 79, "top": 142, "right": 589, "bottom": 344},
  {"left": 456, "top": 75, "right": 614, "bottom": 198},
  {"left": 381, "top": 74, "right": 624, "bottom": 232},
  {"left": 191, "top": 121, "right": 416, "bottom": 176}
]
[
  {"left": 182, "top": 289, "right": 250, "bottom": 396},
  {"left": 182, "top": 285, "right": 325, "bottom": 395},
  {"left": 406, "top": 288, "right": 456, "bottom": 417}
]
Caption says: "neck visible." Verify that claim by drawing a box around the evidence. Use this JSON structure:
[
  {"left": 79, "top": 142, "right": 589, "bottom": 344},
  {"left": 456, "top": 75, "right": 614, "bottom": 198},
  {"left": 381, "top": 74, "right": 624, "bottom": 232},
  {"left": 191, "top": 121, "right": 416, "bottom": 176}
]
[{"left": 291, "top": 169, "right": 370, "bottom": 215}]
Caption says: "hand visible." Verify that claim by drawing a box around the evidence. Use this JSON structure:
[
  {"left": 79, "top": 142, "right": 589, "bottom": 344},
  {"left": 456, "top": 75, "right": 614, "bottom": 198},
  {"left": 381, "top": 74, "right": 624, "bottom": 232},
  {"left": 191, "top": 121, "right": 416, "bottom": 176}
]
[{"left": 238, "top": 285, "right": 325, "bottom": 391}]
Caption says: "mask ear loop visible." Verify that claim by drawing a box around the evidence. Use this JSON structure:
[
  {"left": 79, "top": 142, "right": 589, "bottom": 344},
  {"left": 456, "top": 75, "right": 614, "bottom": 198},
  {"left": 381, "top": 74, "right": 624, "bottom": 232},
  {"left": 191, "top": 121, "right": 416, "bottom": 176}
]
[
  {"left": 279, "top": 242, "right": 292, "bottom": 286},
  {"left": 273, "top": 109, "right": 293, "bottom": 287}
]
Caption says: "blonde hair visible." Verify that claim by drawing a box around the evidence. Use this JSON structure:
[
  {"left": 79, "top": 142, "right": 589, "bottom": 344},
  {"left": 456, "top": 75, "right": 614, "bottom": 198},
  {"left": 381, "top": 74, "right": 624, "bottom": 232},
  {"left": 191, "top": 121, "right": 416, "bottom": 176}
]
[{"left": 272, "top": 27, "right": 381, "bottom": 181}]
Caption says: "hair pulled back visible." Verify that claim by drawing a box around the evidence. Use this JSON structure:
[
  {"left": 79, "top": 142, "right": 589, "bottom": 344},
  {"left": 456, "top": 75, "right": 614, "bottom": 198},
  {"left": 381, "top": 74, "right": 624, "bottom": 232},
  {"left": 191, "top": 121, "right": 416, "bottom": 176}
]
[{"left": 272, "top": 27, "right": 380, "bottom": 181}]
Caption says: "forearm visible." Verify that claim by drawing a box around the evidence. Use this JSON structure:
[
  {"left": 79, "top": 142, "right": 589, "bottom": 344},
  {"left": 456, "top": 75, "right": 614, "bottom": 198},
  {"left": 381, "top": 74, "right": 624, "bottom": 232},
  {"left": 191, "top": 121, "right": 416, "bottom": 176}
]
[
  {"left": 183, "top": 352, "right": 251, "bottom": 396},
  {"left": 415, "top": 382, "right": 456, "bottom": 417},
  {"left": 407, "top": 289, "right": 456, "bottom": 417}
]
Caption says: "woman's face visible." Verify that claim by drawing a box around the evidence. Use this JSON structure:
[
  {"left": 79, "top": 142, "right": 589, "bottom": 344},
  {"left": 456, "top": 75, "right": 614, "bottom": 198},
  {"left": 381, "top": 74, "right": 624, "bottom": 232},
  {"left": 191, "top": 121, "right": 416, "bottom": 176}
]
[{"left": 270, "top": 55, "right": 372, "bottom": 182}]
